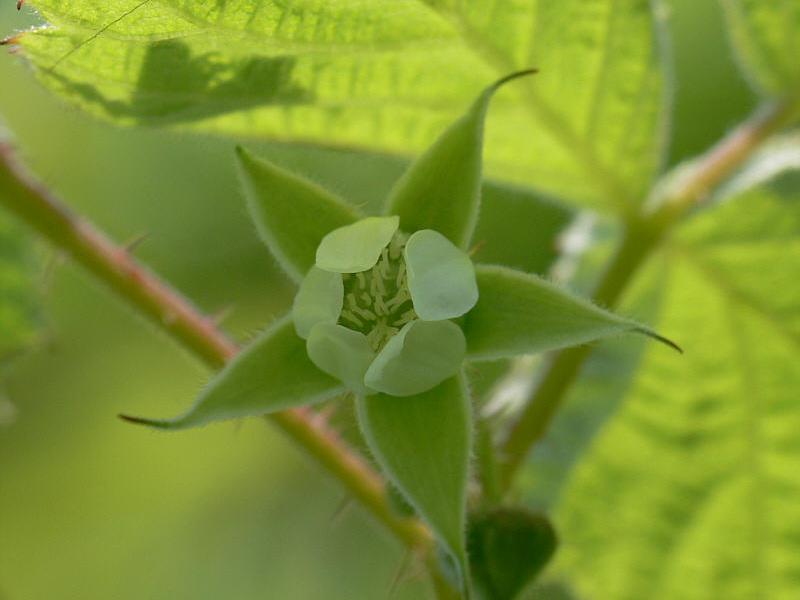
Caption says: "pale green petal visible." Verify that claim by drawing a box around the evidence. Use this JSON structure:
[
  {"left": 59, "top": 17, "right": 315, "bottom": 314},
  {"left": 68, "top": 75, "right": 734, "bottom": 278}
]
[
  {"left": 291, "top": 267, "right": 344, "bottom": 339},
  {"left": 306, "top": 323, "right": 375, "bottom": 396},
  {"left": 364, "top": 320, "right": 466, "bottom": 397},
  {"left": 316, "top": 216, "right": 399, "bottom": 273},
  {"left": 404, "top": 229, "right": 478, "bottom": 321}
]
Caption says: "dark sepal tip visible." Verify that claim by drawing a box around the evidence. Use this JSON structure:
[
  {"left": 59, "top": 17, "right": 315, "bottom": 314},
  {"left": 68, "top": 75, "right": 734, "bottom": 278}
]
[
  {"left": 638, "top": 328, "right": 683, "bottom": 354},
  {"left": 478, "top": 69, "right": 539, "bottom": 108},
  {"left": 118, "top": 413, "right": 168, "bottom": 428},
  {"left": 494, "top": 68, "right": 539, "bottom": 87}
]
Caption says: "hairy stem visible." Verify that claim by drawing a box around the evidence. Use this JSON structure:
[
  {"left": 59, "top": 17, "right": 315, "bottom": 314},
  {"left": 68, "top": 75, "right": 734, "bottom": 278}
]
[
  {"left": 0, "top": 142, "right": 453, "bottom": 596},
  {"left": 498, "top": 97, "right": 798, "bottom": 491}
]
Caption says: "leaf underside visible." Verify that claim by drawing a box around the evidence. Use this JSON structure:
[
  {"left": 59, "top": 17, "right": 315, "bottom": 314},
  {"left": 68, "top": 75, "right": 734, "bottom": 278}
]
[
  {"left": 0, "top": 213, "right": 38, "bottom": 362},
  {"left": 17, "top": 0, "right": 668, "bottom": 211},
  {"left": 556, "top": 178, "right": 800, "bottom": 599}
]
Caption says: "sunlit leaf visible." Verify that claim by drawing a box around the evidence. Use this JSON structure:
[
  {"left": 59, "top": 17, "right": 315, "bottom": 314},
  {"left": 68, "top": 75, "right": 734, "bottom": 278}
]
[
  {"left": 236, "top": 147, "right": 361, "bottom": 282},
  {"left": 463, "top": 265, "right": 676, "bottom": 361},
  {"left": 556, "top": 178, "right": 800, "bottom": 599},
  {"left": 121, "top": 316, "right": 343, "bottom": 429},
  {"left": 404, "top": 229, "right": 478, "bottom": 321},
  {"left": 385, "top": 70, "right": 534, "bottom": 247},
  {"left": 721, "top": 0, "right": 800, "bottom": 94},
  {"left": 363, "top": 320, "right": 465, "bottom": 397},
  {"left": 357, "top": 374, "right": 472, "bottom": 589},
  {"left": 315, "top": 216, "right": 398, "bottom": 274},
  {"left": 17, "top": 0, "right": 669, "bottom": 211}
]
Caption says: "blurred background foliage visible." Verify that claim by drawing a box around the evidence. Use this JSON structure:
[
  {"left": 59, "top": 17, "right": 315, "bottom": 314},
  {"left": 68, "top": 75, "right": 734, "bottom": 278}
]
[{"left": 0, "top": 0, "right": 775, "bottom": 598}]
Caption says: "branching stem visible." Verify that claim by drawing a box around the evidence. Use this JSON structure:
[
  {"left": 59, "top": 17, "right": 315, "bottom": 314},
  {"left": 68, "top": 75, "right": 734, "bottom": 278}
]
[
  {"left": 0, "top": 142, "right": 454, "bottom": 597},
  {"left": 499, "top": 96, "right": 798, "bottom": 492}
]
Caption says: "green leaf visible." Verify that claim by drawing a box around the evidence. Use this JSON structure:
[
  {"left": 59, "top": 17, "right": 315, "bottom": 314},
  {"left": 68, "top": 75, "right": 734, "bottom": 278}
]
[
  {"left": 17, "top": 0, "right": 669, "bottom": 211},
  {"left": 236, "top": 147, "right": 361, "bottom": 282},
  {"left": 120, "top": 316, "right": 343, "bottom": 430},
  {"left": 0, "top": 215, "right": 37, "bottom": 361},
  {"left": 315, "top": 216, "right": 398, "bottom": 274},
  {"left": 405, "top": 229, "right": 478, "bottom": 321},
  {"left": 306, "top": 322, "right": 375, "bottom": 397},
  {"left": 721, "top": 0, "right": 800, "bottom": 94},
  {"left": 384, "top": 71, "right": 534, "bottom": 248},
  {"left": 468, "top": 509, "right": 558, "bottom": 600},
  {"left": 357, "top": 374, "right": 472, "bottom": 588},
  {"left": 291, "top": 266, "right": 344, "bottom": 339},
  {"left": 473, "top": 181, "right": 573, "bottom": 274},
  {"left": 463, "top": 265, "right": 676, "bottom": 361},
  {"left": 555, "top": 181, "right": 800, "bottom": 598},
  {"left": 520, "top": 265, "right": 666, "bottom": 509},
  {"left": 363, "top": 320, "right": 466, "bottom": 397}
]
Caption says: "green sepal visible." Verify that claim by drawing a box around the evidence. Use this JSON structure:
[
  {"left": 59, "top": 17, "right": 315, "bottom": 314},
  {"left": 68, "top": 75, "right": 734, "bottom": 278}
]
[
  {"left": 119, "top": 316, "right": 343, "bottom": 429},
  {"left": 467, "top": 508, "right": 557, "bottom": 600},
  {"left": 384, "top": 71, "right": 536, "bottom": 249},
  {"left": 236, "top": 146, "right": 362, "bottom": 282},
  {"left": 357, "top": 374, "right": 472, "bottom": 593},
  {"left": 404, "top": 229, "right": 478, "bottom": 321},
  {"left": 315, "top": 216, "right": 399, "bottom": 273},
  {"left": 364, "top": 319, "right": 466, "bottom": 397},
  {"left": 463, "top": 265, "right": 680, "bottom": 361},
  {"left": 306, "top": 322, "right": 376, "bottom": 396},
  {"left": 292, "top": 266, "right": 344, "bottom": 339}
]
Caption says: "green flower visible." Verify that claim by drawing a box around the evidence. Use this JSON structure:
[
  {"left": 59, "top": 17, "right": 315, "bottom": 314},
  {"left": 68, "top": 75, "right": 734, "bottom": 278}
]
[
  {"left": 122, "top": 71, "right": 674, "bottom": 593},
  {"left": 293, "top": 216, "right": 477, "bottom": 396}
]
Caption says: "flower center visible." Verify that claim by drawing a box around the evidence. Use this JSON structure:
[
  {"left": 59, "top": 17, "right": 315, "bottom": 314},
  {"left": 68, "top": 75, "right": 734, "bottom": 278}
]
[{"left": 338, "top": 232, "right": 417, "bottom": 351}]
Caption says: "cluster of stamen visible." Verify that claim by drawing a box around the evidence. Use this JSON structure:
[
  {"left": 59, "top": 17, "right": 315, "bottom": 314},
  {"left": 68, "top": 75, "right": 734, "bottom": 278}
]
[{"left": 339, "top": 233, "right": 417, "bottom": 351}]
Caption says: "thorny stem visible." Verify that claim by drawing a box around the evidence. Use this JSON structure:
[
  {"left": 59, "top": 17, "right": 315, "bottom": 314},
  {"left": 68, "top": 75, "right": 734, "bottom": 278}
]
[
  {"left": 498, "top": 96, "right": 799, "bottom": 492},
  {"left": 0, "top": 142, "right": 456, "bottom": 598}
]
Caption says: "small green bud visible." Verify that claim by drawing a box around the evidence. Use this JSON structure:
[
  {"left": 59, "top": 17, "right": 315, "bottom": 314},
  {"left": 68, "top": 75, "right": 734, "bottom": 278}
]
[
  {"left": 468, "top": 508, "right": 558, "bottom": 600},
  {"left": 306, "top": 322, "right": 375, "bottom": 396}
]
